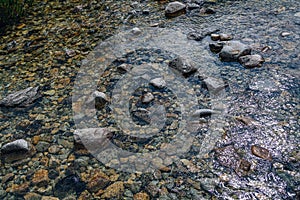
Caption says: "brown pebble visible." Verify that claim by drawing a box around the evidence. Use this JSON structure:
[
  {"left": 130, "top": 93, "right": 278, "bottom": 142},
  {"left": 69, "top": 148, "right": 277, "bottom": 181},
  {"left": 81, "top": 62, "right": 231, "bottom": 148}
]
[
  {"left": 134, "top": 192, "right": 150, "bottom": 200},
  {"left": 251, "top": 145, "right": 272, "bottom": 160}
]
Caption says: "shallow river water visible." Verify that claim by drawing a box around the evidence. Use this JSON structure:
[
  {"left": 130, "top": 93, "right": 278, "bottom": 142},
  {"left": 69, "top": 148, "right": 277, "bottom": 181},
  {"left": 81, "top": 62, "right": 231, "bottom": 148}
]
[{"left": 0, "top": 0, "right": 299, "bottom": 199}]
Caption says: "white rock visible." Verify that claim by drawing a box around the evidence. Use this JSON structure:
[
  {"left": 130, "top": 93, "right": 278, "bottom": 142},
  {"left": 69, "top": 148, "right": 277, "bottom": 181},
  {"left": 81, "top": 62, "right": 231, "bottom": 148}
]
[{"left": 150, "top": 78, "right": 166, "bottom": 88}]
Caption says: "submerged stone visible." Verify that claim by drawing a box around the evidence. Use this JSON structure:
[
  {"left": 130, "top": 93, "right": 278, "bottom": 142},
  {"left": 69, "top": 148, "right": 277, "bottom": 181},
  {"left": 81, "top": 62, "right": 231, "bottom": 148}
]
[
  {"left": 0, "top": 86, "right": 40, "bottom": 107},
  {"left": 168, "top": 57, "right": 197, "bottom": 77},
  {"left": 239, "top": 54, "right": 264, "bottom": 68}
]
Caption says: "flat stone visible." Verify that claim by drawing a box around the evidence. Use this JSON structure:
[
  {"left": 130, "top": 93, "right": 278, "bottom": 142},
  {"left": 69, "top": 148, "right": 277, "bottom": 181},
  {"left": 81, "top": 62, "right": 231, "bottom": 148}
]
[
  {"left": 150, "top": 78, "right": 166, "bottom": 88},
  {"left": 251, "top": 145, "right": 272, "bottom": 160},
  {"left": 219, "top": 41, "right": 251, "bottom": 61},
  {"left": 168, "top": 57, "right": 197, "bottom": 77},
  {"left": 0, "top": 86, "right": 40, "bottom": 107},
  {"left": 165, "top": 1, "right": 186, "bottom": 18},
  {"left": 239, "top": 54, "right": 264, "bottom": 68}
]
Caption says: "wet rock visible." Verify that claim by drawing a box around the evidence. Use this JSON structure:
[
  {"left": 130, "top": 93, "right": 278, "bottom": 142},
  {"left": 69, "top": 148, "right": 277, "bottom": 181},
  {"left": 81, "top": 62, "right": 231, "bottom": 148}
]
[
  {"left": 219, "top": 33, "right": 233, "bottom": 41},
  {"left": 209, "top": 42, "right": 224, "bottom": 53},
  {"left": 132, "top": 27, "right": 142, "bottom": 35},
  {"left": 261, "top": 45, "right": 272, "bottom": 52},
  {"left": 251, "top": 145, "right": 272, "bottom": 160},
  {"left": 6, "top": 182, "right": 29, "bottom": 195},
  {"left": 2, "top": 173, "right": 14, "bottom": 184},
  {"left": 35, "top": 141, "right": 50, "bottom": 152},
  {"left": 134, "top": 192, "right": 150, "bottom": 200},
  {"left": 187, "top": 31, "right": 206, "bottom": 41},
  {"left": 87, "top": 171, "right": 111, "bottom": 193},
  {"left": 236, "top": 159, "right": 251, "bottom": 176},
  {"left": 186, "top": 3, "right": 200, "bottom": 10},
  {"left": 219, "top": 41, "right": 251, "bottom": 61},
  {"left": 234, "top": 116, "right": 255, "bottom": 126},
  {"left": 200, "top": 7, "right": 215, "bottom": 14},
  {"left": 280, "top": 32, "right": 291, "bottom": 37},
  {"left": 132, "top": 108, "right": 151, "bottom": 124},
  {"left": 187, "top": 28, "right": 219, "bottom": 41},
  {"left": 32, "top": 169, "right": 49, "bottom": 187},
  {"left": 150, "top": 78, "right": 166, "bottom": 88},
  {"left": 86, "top": 91, "right": 108, "bottom": 109},
  {"left": 65, "top": 49, "right": 76, "bottom": 58},
  {"left": 146, "top": 182, "right": 160, "bottom": 197},
  {"left": 101, "top": 181, "right": 124, "bottom": 199},
  {"left": 54, "top": 175, "right": 86, "bottom": 198},
  {"left": 41, "top": 196, "right": 59, "bottom": 200},
  {"left": 168, "top": 57, "right": 197, "bottom": 77},
  {"left": 239, "top": 54, "right": 264, "bottom": 68},
  {"left": 141, "top": 92, "right": 154, "bottom": 103},
  {"left": 1, "top": 139, "right": 30, "bottom": 154},
  {"left": 211, "top": 33, "right": 220, "bottom": 41},
  {"left": 203, "top": 77, "right": 227, "bottom": 92},
  {"left": 117, "top": 63, "right": 132, "bottom": 72},
  {"left": 191, "top": 109, "right": 219, "bottom": 117},
  {"left": 165, "top": 2, "right": 186, "bottom": 18},
  {"left": 74, "top": 128, "right": 112, "bottom": 154},
  {"left": 0, "top": 86, "right": 40, "bottom": 107},
  {"left": 1, "top": 139, "right": 33, "bottom": 162}
]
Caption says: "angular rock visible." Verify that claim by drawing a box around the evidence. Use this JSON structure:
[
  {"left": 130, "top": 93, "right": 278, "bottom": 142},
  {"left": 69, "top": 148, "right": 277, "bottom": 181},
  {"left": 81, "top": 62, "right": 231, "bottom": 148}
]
[
  {"left": 0, "top": 86, "right": 40, "bottom": 107},
  {"left": 74, "top": 128, "right": 113, "bottom": 154},
  {"left": 251, "top": 145, "right": 272, "bottom": 160},
  {"left": 186, "top": 3, "right": 200, "bottom": 10},
  {"left": 86, "top": 91, "right": 108, "bottom": 109},
  {"left": 168, "top": 57, "right": 197, "bottom": 77},
  {"left": 141, "top": 92, "right": 154, "bottom": 103},
  {"left": 219, "top": 41, "right": 251, "bottom": 61},
  {"left": 203, "top": 77, "right": 227, "bottom": 92},
  {"left": 150, "top": 78, "right": 166, "bottom": 88},
  {"left": 165, "top": 2, "right": 186, "bottom": 18},
  {"left": 239, "top": 54, "right": 264, "bottom": 68},
  {"left": 132, "top": 108, "right": 151, "bottom": 124},
  {"left": 209, "top": 42, "right": 224, "bottom": 53}
]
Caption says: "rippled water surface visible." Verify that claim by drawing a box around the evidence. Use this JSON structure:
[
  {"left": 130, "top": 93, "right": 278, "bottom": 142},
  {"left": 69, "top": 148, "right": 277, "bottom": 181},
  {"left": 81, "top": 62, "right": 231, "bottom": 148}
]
[{"left": 0, "top": 0, "right": 299, "bottom": 199}]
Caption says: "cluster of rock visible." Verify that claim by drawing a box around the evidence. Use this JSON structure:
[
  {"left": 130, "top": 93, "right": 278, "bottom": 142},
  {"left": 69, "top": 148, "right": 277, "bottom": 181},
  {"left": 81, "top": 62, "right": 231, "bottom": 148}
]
[
  {"left": 165, "top": 1, "right": 216, "bottom": 18},
  {"left": 208, "top": 33, "right": 265, "bottom": 68}
]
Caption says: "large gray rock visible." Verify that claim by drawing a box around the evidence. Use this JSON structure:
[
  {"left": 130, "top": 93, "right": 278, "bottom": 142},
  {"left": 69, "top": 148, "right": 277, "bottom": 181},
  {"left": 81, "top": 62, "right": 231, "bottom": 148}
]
[
  {"left": 1, "top": 139, "right": 30, "bottom": 154},
  {"left": 239, "top": 54, "right": 264, "bottom": 68},
  {"left": 165, "top": 1, "right": 186, "bottom": 18},
  {"left": 0, "top": 86, "right": 40, "bottom": 107},
  {"left": 168, "top": 57, "right": 197, "bottom": 77},
  {"left": 219, "top": 41, "right": 251, "bottom": 61},
  {"left": 1, "top": 139, "right": 33, "bottom": 162}
]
